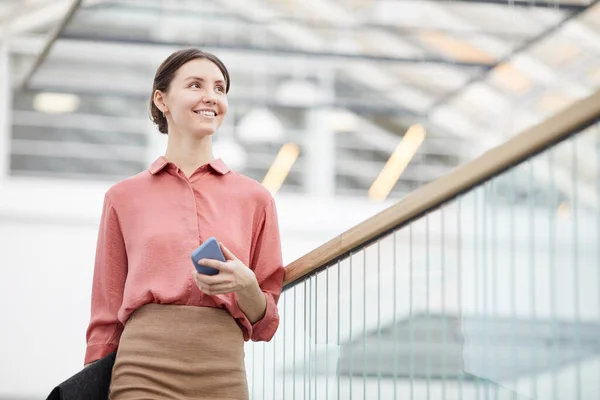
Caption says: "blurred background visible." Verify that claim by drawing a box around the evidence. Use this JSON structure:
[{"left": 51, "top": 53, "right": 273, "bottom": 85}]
[{"left": 0, "top": 0, "right": 599, "bottom": 398}]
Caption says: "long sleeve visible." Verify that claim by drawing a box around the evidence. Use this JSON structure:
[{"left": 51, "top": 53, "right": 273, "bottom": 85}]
[
  {"left": 84, "top": 195, "right": 128, "bottom": 365},
  {"left": 245, "top": 197, "right": 285, "bottom": 342}
]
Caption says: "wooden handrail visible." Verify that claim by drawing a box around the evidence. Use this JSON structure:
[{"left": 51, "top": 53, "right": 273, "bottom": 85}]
[{"left": 283, "top": 89, "right": 600, "bottom": 287}]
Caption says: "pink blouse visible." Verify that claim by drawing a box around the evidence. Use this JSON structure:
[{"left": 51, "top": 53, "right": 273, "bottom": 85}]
[{"left": 85, "top": 156, "right": 285, "bottom": 365}]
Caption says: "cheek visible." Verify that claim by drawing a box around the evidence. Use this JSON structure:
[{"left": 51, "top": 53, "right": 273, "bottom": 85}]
[
  {"left": 219, "top": 98, "right": 229, "bottom": 118},
  {"left": 172, "top": 92, "right": 199, "bottom": 116}
]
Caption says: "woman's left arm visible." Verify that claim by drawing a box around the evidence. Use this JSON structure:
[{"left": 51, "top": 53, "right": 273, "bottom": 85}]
[{"left": 235, "top": 270, "right": 268, "bottom": 325}]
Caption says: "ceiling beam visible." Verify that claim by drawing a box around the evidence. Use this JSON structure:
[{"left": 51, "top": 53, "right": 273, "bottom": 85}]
[
  {"left": 17, "top": 0, "right": 81, "bottom": 90},
  {"left": 57, "top": 31, "right": 493, "bottom": 68},
  {"left": 84, "top": 2, "right": 549, "bottom": 37},
  {"left": 422, "top": 0, "right": 589, "bottom": 12},
  {"left": 0, "top": 0, "right": 71, "bottom": 39},
  {"left": 429, "top": 0, "right": 600, "bottom": 111}
]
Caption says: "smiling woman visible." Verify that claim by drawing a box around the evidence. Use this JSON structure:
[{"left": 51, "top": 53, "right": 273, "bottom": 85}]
[
  {"left": 79, "top": 48, "right": 285, "bottom": 400},
  {"left": 149, "top": 49, "right": 230, "bottom": 137}
]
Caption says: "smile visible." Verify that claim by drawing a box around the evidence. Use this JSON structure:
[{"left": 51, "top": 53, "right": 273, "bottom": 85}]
[{"left": 193, "top": 110, "right": 217, "bottom": 117}]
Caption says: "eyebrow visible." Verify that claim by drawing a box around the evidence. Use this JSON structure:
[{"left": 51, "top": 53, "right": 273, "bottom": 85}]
[{"left": 184, "top": 76, "right": 226, "bottom": 85}]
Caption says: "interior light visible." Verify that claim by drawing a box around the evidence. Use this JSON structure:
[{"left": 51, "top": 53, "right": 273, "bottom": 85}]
[
  {"left": 419, "top": 32, "right": 495, "bottom": 64},
  {"left": 33, "top": 92, "right": 80, "bottom": 114},
  {"left": 262, "top": 143, "right": 300, "bottom": 195},
  {"left": 328, "top": 109, "right": 358, "bottom": 132},
  {"left": 557, "top": 202, "right": 570, "bottom": 220},
  {"left": 368, "top": 124, "right": 426, "bottom": 200},
  {"left": 491, "top": 62, "right": 531, "bottom": 94}
]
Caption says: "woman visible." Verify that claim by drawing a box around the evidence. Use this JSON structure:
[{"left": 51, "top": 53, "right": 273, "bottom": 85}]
[{"left": 84, "top": 48, "right": 285, "bottom": 399}]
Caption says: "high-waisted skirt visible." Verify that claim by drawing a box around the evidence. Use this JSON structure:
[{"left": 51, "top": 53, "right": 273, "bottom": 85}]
[{"left": 109, "top": 303, "right": 248, "bottom": 400}]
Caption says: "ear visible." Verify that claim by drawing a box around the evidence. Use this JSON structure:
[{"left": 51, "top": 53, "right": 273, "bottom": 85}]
[{"left": 153, "top": 89, "right": 168, "bottom": 114}]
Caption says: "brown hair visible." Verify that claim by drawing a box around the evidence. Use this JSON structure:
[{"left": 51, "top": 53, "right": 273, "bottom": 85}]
[{"left": 149, "top": 48, "right": 230, "bottom": 134}]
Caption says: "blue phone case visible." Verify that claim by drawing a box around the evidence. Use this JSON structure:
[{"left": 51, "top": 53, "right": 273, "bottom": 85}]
[{"left": 191, "top": 237, "right": 225, "bottom": 275}]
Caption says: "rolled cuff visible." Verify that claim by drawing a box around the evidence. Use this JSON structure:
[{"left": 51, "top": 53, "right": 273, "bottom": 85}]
[
  {"left": 250, "top": 292, "right": 279, "bottom": 342},
  {"left": 84, "top": 343, "right": 118, "bottom": 365},
  {"left": 228, "top": 291, "right": 279, "bottom": 342}
]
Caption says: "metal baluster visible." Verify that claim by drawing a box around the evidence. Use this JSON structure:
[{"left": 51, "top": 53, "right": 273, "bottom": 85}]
[
  {"left": 293, "top": 285, "right": 297, "bottom": 400},
  {"left": 263, "top": 341, "right": 266, "bottom": 400},
  {"left": 549, "top": 148, "right": 558, "bottom": 400},
  {"left": 474, "top": 188, "right": 481, "bottom": 400},
  {"left": 337, "top": 260, "right": 341, "bottom": 400},
  {"left": 273, "top": 301, "right": 277, "bottom": 400},
  {"left": 529, "top": 159, "right": 537, "bottom": 399},
  {"left": 393, "top": 231, "right": 398, "bottom": 400},
  {"left": 283, "top": 293, "right": 287, "bottom": 400},
  {"left": 326, "top": 264, "right": 330, "bottom": 400},
  {"left": 315, "top": 273, "right": 318, "bottom": 400},
  {"left": 349, "top": 253, "right": 353, "bottom": 399},
  {"left": 510, "top": 170, "right": 517, "bottom": 400},
  {"left": 441, "top": 205, "right": 447, "bottom": 400},
  {"left": 426, "top": 214, "right": 431, "bottom": 400},
  {"left": 492, "top": 181, "right": 498, "bottom": 400},
  {"left": 597, "top": 125, "right": 600, "bottom": 397},
  {"left": 377, "top": 240, "right": 382, "bottom": 400},
  {"left": 253, "top": 324, "right": 256, "bottom": 399},
  {"left": 573, "top": 138, "right": 582, "bottom": 400},
  {"left": 308, "top": 277, "right": 312, "bottom": 400},
  {"left": 410, "top": 223, "right": 415, "bottom": 400},
  {"left": 363, "top": 250, "right": 367, "bottom": 400},
  {"left": 483, "top": 184, "right": 489, "bottom": 399},
  {"left": 304, "top": 281, "right": 308, "bottom": 400},
  {"left": 457, "top": 197, "right": 464, "bottom": 399}
]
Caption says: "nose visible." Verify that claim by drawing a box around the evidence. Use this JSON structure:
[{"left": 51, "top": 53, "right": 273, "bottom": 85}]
[{"left": 202, "top": 91, "right": 217, "bottom": 105}]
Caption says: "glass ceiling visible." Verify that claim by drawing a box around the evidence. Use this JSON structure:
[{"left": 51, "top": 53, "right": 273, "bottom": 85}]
[{"left": 6, "top": 0, "right": 600, "bottom": 200}]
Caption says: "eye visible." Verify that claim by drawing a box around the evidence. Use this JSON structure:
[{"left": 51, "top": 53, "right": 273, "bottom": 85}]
[
  {"left": 190, "top": 82, "right": 201, "bottom": 89},
  {"left": 215, "top": 85, "right": 225, "bottom": 93}
]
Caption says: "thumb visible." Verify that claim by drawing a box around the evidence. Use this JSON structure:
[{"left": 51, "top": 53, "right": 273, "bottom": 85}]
[{"left": 220, "top": 242, "right": 238, "bottom": 261}]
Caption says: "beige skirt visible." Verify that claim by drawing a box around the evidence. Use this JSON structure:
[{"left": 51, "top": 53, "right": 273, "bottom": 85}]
[{"left": 109, "top": 303, "right": 248, "bottom": 400}]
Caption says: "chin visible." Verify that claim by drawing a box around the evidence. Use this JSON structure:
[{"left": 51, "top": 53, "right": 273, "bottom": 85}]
[{"left": 190, "top": 126, "right": 218, "bottom": 138}]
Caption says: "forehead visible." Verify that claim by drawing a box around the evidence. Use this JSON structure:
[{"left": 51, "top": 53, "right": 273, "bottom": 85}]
[{"left": 174, "top": 58, "right": 225, "bottom": 82}]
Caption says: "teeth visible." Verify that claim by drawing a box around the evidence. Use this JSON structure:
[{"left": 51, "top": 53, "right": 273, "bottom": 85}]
[{"left": 194, "top": 110, "right": 216, "bottom": 117}]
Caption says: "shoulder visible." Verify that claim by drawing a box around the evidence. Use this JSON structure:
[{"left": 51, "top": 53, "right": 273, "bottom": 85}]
[
  {"left": 104, "top": 170, "right": 152, "bottom": 206},
  {"left": 226, "top": 171, "right": 274, "bottom": 209}
]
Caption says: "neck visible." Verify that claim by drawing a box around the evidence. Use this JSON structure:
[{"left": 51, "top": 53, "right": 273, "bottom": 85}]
[{"left": 163, "top": 130, "right": 215, "bottom": 177}]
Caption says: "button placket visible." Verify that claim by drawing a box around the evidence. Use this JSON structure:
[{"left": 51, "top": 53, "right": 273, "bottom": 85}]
[{"left": 175, "top": 169, "right": 204, "bottom": 304}]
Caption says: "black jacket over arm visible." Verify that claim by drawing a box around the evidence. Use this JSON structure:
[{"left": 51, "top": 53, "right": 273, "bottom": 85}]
[{"left": 46, "top": 352, "right": 116, "bottom": 400}]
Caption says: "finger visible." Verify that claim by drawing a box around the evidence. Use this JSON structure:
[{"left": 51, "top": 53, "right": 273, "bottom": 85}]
[
  {"left": 204, "top": 283, "right": 234, "bottom": 295},
  {"left": 199, "top": 259, "right": 235, "bottom": 274},
  {"left": 219, "top": 242, "right": 238, "bottom": 261},
  {"left": 195, "top": 280, "right": 233, "bottom": 295},
  {"left": 193, "top": 271, "right": 227, "bottom": 286},
  {"left": 194, "top": 277, "right": 219, "bottom": 295},
  {"left": 197, "top": 258, "right": 226, "bottom": 270},
  {"left": 193, "top": 272, "right": 207, "bottom": 288}
]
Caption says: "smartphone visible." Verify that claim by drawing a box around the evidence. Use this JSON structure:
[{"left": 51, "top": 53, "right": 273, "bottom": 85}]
[{"left": 191, "top": 237, "right": 225, "bottom": 275}]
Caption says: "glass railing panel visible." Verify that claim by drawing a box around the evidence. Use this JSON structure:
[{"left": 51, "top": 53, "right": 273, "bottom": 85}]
[{"left": 246, "top": 122, "right": 599, "bottom": 399}]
